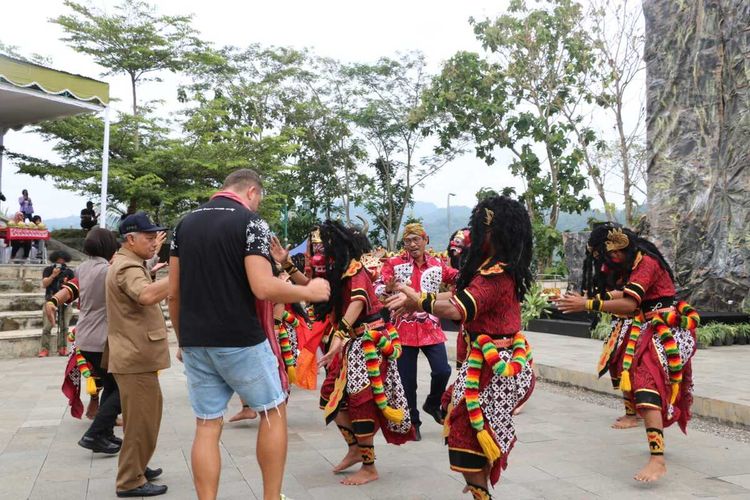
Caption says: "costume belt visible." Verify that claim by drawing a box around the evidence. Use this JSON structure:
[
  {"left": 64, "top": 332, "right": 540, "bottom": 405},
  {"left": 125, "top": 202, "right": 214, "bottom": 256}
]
[
  {"left": 644, "top": 307, "right": 675, "bottom": 320},
  {"left": 467, "top": 331, "right": 515, "bottom": 348},
  {"left": 641, "top": 296, "right": 675, "bottom": 314},
  {"left": 354, "top": 318, "right": 385, "bottom": 337}
]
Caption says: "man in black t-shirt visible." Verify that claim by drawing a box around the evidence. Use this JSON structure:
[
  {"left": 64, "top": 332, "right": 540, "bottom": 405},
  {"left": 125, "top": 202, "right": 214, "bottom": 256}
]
[
  {"left": 80, "top": 201, "right": 98, "bottom": 231},
  {"left": 39, "top": 251, "right": 75, "bottom": 357},
  {"left": 168, "top": 168, "right": 329, "bottom": 500}
]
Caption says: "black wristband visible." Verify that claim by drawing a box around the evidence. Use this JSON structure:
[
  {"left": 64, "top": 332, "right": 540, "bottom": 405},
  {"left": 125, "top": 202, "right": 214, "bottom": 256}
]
[
  {"left": 339, "top": 318, "right": 353, "bottom": 336},
  {"left": 420, "top": 292, "right": 436, "bottom": 315}
]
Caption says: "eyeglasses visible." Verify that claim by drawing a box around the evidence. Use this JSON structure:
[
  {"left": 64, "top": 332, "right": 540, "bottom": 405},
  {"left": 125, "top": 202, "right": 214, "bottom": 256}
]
[{"left": 403, "top": 236, "right": 423, "bottom": 246}]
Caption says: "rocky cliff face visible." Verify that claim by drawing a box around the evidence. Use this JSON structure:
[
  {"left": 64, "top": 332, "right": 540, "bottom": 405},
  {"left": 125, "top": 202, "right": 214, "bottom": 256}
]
[{"left": 643, "top": 0, "right": 750, "bottom": 312}]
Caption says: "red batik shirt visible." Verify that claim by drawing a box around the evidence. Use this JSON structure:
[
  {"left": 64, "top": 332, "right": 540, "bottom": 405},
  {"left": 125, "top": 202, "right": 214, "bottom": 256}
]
[
  {"left": 449, "top": 263, "right": 521, "bottom": 335},
  {"left": 377, "top": 252, "right": 459, "bottom": 346},
  {"left": 622, "top": 253, "right": 676, "bottom": 308}
]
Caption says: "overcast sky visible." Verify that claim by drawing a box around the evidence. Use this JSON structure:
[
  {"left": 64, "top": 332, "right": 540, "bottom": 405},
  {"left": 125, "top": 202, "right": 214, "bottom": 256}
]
[{"left": 1, "top": 0, "right": 642, "bottom": 220}]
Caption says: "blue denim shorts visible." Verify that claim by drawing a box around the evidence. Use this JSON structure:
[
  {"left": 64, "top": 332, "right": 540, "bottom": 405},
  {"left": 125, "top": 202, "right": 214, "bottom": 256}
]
[{"left": 182, "top": 340, "right": 286, "bottom": 419}]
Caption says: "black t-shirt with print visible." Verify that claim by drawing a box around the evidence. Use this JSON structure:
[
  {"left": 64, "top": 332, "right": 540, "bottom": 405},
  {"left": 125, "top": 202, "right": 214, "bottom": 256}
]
[{"left": 170, "top": 196, "right": 273, "bottom": 347}]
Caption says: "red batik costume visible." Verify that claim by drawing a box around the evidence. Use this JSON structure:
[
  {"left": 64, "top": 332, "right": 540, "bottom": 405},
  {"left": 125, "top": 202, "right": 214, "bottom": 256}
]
[
  {"left": 619, "top": 253, "right": 699, "bottom": 432},
  {"left": 376, "top": 251, "right": 458, "bottom": 347},
  {"left": 593, "top": 283, "right": 637, "bottom": 416},
  {"left": 320, "top": 260, "right": 415, "bottom": 444},
  {"left": 444, "top": 263, "right": 535, "bottom": 487}
]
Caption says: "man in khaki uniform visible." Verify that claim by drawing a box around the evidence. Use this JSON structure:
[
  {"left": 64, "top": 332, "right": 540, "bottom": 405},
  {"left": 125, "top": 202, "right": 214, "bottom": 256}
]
[{"left": 106, "top": 212, "right": 170, "bottom": 498}]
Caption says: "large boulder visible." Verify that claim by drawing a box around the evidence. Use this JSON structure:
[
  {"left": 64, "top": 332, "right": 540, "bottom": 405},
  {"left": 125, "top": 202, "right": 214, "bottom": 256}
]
[{"left": 644, "top": 0, "right": 750, "bottom": 312}]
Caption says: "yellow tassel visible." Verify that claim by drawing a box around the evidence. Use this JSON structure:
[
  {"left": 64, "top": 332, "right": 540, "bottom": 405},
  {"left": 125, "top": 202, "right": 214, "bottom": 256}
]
[
  {"left": 476, "top": 429, "right": 501, "bottom": 464},
  {"left": 382, "top": 405, "right": 404, "bottom": 423},
  {"left": 670, "top": 383, "right": 679, "bottom": 405},
  {"left": 85, "top": 376, "right": 98, "bottom": 396},
  {"left": 287, "top": 366, "right": 297, "bottom": 385},
  {"left": 620, "top": 370, "right": 631, "bottom": 392},
  {"left": 443, "top": 403, "right": 454, "bottom": 439}
]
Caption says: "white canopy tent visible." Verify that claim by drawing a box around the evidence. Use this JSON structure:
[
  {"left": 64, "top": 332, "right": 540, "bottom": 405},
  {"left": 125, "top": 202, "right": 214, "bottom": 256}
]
[{"left": 0, "top": 54, "right": 111, "bottom": 225}]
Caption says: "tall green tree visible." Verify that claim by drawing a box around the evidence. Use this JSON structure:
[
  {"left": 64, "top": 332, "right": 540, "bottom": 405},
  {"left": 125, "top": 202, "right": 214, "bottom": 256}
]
[
  {"left": 422, "top": 0, "right": 595, "bottom": 229},
  {"left": 53, "top": 0, "right": 211, "bottom": 117},
  {"left": 349, "top": 52, "right": 462, "bottom": 250},
  {"left": 420, "top": 0, "right": 600, "bottom": 268},
  {"left": 15, "top": 0, "right": 219, "bottom": 219},
  {"left": 289, "top": 56, "right": 371, "bottom": 222},
  {"left": 176, "top": 45, "right": 306, "bottom": 226}
]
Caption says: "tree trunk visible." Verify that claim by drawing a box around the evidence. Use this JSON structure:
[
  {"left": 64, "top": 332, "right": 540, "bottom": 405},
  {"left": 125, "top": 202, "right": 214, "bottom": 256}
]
[
  {"left": 615, "top": 97, "right": 634, "bottom": 225},
  {"left": 130, "top": 73, "right": 140, "bottom": 151}
]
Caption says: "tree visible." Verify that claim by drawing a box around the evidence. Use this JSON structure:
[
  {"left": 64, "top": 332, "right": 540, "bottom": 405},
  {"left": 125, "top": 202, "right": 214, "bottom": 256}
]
[
  {"left": 175, "top": 45, "right": 306, "bottom": 225},
  {"left": 289, "top": 56, "right": 372, "bottom": 222},
  {"left": 420, "top": 0, "right": 598, "bottom": 268},
  {"left": 0, "top": 41, "right": 51, "bottom": 65},
  {"left": 587, "top": 0, "right": 646, "bottom": 225},
  {"left": 468, "top": 0, "right": 595, "bottom": 228},
  {"left": 13, "top": 0, "right": 221, "bottom": 220},
  {"left": 11, "top": 111, "right": 181, "bottom": 220},
  {"left": 349, "top": 52, "right": 462, "bottom": 250},
  {"left": 53, "top": 0, "right": 211, "bottom": 117}
]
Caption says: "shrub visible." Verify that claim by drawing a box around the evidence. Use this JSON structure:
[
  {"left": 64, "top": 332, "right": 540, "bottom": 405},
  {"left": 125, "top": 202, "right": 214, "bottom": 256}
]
[
  {"left": 521, "top": 282, "right": 552, "bottom": 329},
  {"left": 590, "top": 312, "right": 613, "bottom": 340}
]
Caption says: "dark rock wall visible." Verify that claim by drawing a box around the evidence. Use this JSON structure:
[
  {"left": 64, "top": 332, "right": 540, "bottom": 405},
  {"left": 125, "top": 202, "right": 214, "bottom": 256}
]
[{"left": 643, "top": 0, "right": 750, "bottom": 311}]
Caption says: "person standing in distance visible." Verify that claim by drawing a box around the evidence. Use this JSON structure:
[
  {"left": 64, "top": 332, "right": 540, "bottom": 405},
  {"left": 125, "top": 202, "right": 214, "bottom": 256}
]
[
  {"left": 107, "top": 212, "right": 171, "bottom": 498},
  {"left": 168, "top": 168, "right": 330, "bottom": 500}
]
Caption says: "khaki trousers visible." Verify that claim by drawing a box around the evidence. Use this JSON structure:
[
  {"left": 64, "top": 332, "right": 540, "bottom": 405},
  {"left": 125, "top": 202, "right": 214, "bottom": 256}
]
[
  {"left": 40, "top": 304, "right": 73, "bottom": 351},
  {"left": 113, "top": 372, "right": 163, "bottom": 491}
]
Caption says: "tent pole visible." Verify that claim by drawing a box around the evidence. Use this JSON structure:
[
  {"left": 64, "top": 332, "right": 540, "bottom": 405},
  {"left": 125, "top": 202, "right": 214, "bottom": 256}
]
[
  {"left": 0, "top": 128, "right": 6, "bottom": 204},
  {"left": 99, "top": 106, "right": 110, "bottom": 229}
]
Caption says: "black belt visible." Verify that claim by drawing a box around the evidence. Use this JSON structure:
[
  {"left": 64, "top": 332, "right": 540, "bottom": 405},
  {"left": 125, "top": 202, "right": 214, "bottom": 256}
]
[{"left": 641, "top": 296, "right": 675, "bottom": 312}]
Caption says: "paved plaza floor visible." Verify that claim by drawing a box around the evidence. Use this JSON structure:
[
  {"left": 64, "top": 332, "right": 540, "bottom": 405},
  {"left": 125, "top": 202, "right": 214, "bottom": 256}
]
[{"left": 1, "top": 343, "right": 750, "bottom": 499}]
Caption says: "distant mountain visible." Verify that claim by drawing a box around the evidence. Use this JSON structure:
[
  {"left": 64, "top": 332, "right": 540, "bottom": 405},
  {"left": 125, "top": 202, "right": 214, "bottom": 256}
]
[{"left": 43, "top": 215, "right": 80, "bottom": 230}]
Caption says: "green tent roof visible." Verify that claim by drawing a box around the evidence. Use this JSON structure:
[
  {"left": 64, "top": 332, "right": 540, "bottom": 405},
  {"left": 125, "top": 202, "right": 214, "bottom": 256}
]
[{"left": 0, "top": 54, "right": 109, "bottom": 131}]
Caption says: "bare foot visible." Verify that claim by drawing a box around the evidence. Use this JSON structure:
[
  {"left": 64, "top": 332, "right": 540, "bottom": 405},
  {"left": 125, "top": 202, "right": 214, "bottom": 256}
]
[
  {"left": 612, "top": 415, "right": 640, "bottom": 429},
  {"left": 634, "top": 456, "right": 666, "bottom": 482},
  {"left": 333, "top": 447, "right": 363, "bottom": 473},
  {"left": 341, "top": 465, "right": 378, "bottom": 485},
  {"left": 228, "top": 407, "right": 258, "bottom": 423}
]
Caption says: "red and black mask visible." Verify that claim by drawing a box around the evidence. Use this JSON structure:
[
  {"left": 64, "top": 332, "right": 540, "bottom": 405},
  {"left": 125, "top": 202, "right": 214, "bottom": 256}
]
[{"left": 310, "top": 242, "right": 328, "bottom": 278}]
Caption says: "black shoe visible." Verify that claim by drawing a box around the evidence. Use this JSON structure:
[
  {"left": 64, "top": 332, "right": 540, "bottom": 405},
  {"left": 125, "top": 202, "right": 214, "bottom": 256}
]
[
  {"left": 145, "top": 467, "right": 163, "bottom": 481},
  {"left": 414, "top": 425, "right": 422, "bottom": 441},
  {"left": 116, "top": 482, "right": 168, "bottom": 497},
  {"left": 107, "top": 434, "right": 123, "bottom": 446},
  {"left": 422, "top": 403, "right": 446, "bottom": 425},
  {"left": 78, "top": 435, "right": 121, "bottom": 454}
]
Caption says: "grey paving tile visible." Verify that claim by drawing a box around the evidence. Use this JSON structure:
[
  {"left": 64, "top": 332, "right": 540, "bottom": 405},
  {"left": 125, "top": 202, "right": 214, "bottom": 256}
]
[{"left": 2, "top": 344, "right": 750, "bottom": 499}]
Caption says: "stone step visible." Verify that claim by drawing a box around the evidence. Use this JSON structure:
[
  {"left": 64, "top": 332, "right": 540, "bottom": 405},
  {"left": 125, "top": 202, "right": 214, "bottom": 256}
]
[
  {"left": 0, "top": 264, "right": 84, "bottom": 293},
  {"left": 0, "top": 308, "right": 79, "bottom": 331},
  {"left": 0, "top": 318, "right": 173, "bottom": 359},
  {"left": 0, "top": 278, "right": 38, "bottom": 293},
  {"left": 0, "top": 328, "right": 46, "bottom": 358},
  {"left": 0, "top": 292, "right": 46, "bottom": 312}
]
